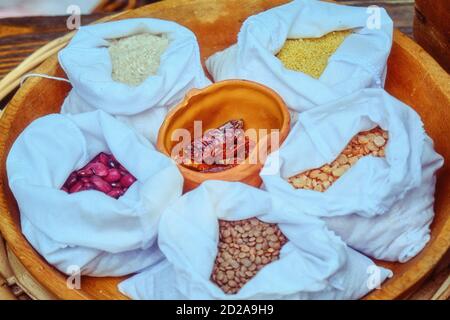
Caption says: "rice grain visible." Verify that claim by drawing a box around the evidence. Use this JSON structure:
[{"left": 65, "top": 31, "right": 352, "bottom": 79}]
[{"left": 109, "top": 33, "right": 169, "bottom": 86}]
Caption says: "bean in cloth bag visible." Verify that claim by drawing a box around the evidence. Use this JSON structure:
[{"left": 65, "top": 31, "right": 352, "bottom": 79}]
[
  {"left": 59, "top": 18, "right": 211, "bottom": 144},
  {"left": 206, "top": 0, "right": 393, "bottom": 118},
  {"left": 261, "top": 89, "right": 444, "bottom": 262},
  {"left": 7, "top": 110, "right": 183, "bottom": 276},
  {"left": 119, "top": 181, "right": 391, "bottom": 299}
]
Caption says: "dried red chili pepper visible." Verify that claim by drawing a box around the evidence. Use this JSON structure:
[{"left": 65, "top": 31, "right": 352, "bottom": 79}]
[{"left": 176, "top": 119, "right": 253, "bottom": 173}]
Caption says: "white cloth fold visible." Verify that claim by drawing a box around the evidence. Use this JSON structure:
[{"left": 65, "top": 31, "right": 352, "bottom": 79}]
[
  {"left": 261, "top": 89, "right": 444, "bottom": 262},
  {"left": 119, "top": 181, "right": 391, "bottom": 299},
  {"left": 7, "top": 110, "right": 183, "bottom": 276},
  {"left": 206, "top": 0, "right": 393, "bottom": 116},
  {"left": 59, "top": 18, "right": 211, "bottom": 143}
]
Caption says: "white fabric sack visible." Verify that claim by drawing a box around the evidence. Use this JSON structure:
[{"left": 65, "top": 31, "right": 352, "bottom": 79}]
[
  {"left": 59, "top": 18, "right": 211, "bottom": 144},
  {"left": 206, "top": 0, "right": 393, "bottom": 117},
  {"left": 261, "top": 89, "right": 444, "bottom": 262},
  {"left": 7, "top": 110, "right": 183, "bottom": 276},
  {"left": 119, "top": 181, "right": 391, "bottom": 300}
]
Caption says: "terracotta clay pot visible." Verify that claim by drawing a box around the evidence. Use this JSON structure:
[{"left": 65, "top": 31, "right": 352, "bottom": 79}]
[{"left": 157, "top": 80, "right": 290, "bottom": 192}]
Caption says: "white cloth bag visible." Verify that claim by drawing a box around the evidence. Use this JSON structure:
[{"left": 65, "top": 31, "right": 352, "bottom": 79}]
[
  {"left": 261, "top": 89, "right": 444, "bottom": 262},
  {"left": 119, "top": 181, "right": 391, "bottom": 300},
  {"left": 206, "top": 0, "right": 393, "bottom": 116},
  {"left": 59, "top": 18, "right": 211, "bottom": 144},
  {"left": 7, "top": 110, "right": 184, "bottom": 276}
]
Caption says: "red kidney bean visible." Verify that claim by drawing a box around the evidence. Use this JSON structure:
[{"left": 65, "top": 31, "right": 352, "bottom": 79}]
[
  {"left": 108, "top": 159, "right": 119, "bottom": 169},
  {"left": 120, "top": 174, "right": 136, "bottom": 188},
  {"left": 69, "top": 181, "right": 83, "bottom": 193},
  {"left": 64, "top": 172, "right": 78, "bottom": 189},
  {"left": 81, "top": 182, "right": 95, "bottom": 191},
  {"left": 85, "top": 162, "right": 109, "bottom": 177},
  {"left": 77, "top": 168, "right": 93, "bottom": 177},
  {"left": 81, "top": 177, "right": 90, "bottom": 183},
  {"left": 90, "top": 176, "right": 112, "bottom": 193},
  {"left": 104, "top": 169, "right": 121, "bottom": 183},
  {"left": 62, "top": 152, "right": 136, "bottom": 199},
  {"left": 107, "top": 188, "right": 124, "bottom": 199},
  {"left": 96, "top": 152, "right": 110, "bottom": 166},
  {"left": 110, "top": 182, "right": 122, "bottom": 188}
]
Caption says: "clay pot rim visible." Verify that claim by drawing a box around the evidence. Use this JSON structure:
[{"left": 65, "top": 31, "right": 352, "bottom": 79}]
[{"left": 156, "top": 79, "right": 291, "bottom": 180}]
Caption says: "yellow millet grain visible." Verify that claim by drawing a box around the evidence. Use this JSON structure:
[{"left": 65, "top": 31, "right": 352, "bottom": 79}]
[{"left": 276, "top": 30, "right": 352, "bottom": 79}]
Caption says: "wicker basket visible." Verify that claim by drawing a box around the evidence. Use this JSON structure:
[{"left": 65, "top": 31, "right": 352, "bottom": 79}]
[{"left": 0, "top": 233, "right": 57, "bottom": 300}]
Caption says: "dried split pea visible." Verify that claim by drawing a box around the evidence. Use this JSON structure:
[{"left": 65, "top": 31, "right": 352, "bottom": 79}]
[{"left": 288, "top": 127, "right": 389, "bottom": 192}]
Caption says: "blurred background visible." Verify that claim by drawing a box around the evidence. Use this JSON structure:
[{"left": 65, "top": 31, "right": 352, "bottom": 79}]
[
  {"left": 0, "top": 0, "right": 417, "bottom": 108},
  {"left": 0, "top": 0, "right": 158, "bottom": 18},
  {"left": 0, "top": 0, "right": 447, "bottom": 105},
  {"left": 0, "top": 0, "right": 439, "bottom": 76}
]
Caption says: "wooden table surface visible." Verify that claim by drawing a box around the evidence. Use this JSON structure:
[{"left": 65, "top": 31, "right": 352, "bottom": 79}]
[{"left": 0, "top": 0, "right": 448, "bottom": 300}]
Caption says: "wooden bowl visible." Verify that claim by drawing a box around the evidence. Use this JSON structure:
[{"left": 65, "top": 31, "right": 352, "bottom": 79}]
[
  {"left": 157, "top": 80, "right": 290, "bottom": 192},
  {"left": 0, "top": 0, "right": 449, "bottom": 300}
]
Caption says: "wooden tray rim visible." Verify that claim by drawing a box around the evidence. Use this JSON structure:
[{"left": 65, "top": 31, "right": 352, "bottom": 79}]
[{"left": 0, "top": 0, "right": 449, "bottom": 300}]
